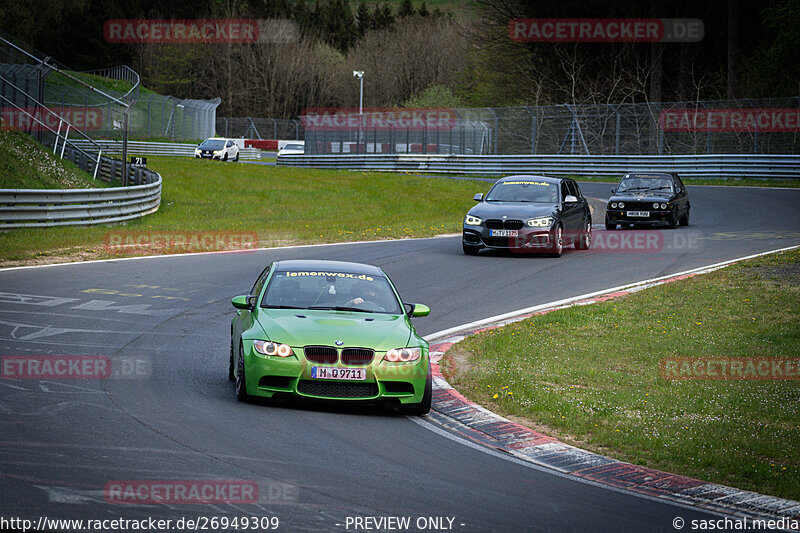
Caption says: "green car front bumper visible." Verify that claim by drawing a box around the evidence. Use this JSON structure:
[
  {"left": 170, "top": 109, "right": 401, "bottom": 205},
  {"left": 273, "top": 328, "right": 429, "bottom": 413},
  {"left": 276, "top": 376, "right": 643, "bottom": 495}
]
[{"left": 241, "top": 341, "right": 430, "bottom": 405}]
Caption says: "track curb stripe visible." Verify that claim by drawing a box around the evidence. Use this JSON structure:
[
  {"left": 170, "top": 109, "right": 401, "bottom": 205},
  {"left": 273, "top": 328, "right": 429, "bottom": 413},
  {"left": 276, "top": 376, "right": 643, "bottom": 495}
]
[{"left": 424, "top": 245, "right": 800, "bottom": 523}]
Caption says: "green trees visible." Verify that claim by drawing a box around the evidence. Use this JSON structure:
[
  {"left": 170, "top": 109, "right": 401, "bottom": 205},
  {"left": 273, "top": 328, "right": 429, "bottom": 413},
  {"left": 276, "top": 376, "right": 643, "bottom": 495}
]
[{"left": 3, "top": 0, "right": 795, "bottom": 119}]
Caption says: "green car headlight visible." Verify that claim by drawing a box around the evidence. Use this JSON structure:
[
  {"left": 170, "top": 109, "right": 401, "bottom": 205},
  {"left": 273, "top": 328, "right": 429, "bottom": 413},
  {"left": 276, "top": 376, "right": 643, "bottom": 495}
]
[
  {"left": 253, "top": 340, "right": 294, "bottom": 357},
  {"left": 465, "top": 215, "right": 482, "bottom": 226},
  {"left": 526, "top": 217, "right": 554, "bottom": 227},
  {"left": 384, "top": 347, "right": 421, "bottom": 363}
]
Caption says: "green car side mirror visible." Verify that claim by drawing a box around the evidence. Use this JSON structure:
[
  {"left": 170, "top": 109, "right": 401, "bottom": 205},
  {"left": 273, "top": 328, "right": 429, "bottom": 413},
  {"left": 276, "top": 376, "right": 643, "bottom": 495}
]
[
  {"left": 231, "top": 295, "right": 251, "bottom": 309},
  {"left": 407, "top": 303, "right": 430, "bottom": 317}
]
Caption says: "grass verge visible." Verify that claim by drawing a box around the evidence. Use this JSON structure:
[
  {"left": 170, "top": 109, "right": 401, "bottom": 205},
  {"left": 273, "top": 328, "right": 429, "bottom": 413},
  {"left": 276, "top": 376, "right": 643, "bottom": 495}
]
[
  {"left": 441, "top": 249, "right": 800, "bottom": 500},
  {"left": 0, "top": 129, "right": 106, "bottom": 189},
  {"left": 0, "top": 156, "right": 478, "bottom": 265}
]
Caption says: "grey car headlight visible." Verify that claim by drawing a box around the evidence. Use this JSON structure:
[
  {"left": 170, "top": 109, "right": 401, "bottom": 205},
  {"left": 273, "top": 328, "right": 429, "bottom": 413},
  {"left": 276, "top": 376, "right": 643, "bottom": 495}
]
[
  {"left": 526, "top": 217, "right": 554, "bottom": 227},
  {"left": 465, "top": 215, "right": 482, "bottom": 226}
]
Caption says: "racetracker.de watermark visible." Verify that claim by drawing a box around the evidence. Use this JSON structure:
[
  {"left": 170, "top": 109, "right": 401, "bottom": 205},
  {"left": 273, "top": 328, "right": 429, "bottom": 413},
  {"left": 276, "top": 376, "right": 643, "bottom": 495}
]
[
  {"left": 659, "top": 108, "right": 800, "bottom": 132},
  {"left": 103, "top": 231, "right": 258, "bottom": 256},
  {"left": 510, "top": 229, "right": 704, "bottom": 254},
  {"left": 103, "top": 480, "right": 298, "bottom": 504},
  {"left": 301, "top": 108, "right": 456, "bottom": 131},
  {"left": 660, "top": 357, "right": 800, "bottom": 380},
  {"left": 104, "top": 19, "right": 258, "bottom": 43},
  {"left": 509, "top": 18, "right": 703, "bottom": 43},
  {"left": 1, "top": 107, "right": 103, "bottom": 131},
  {"left": 1, "top": 355, "right": 151, "bottom": 380}
]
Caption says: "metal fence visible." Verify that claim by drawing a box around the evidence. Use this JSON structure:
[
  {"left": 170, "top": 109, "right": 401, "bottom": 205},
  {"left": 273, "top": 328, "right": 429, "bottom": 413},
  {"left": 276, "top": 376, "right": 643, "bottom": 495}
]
[
  {"left": 216, "top": 116, "right": 303, "bottom": 140},
  {"left": 464, "top": 99, "right": 800, "bottom": 155},
  {"left": 0, "top": 31, "right": 164, "bottom": 228},
  {"left": 302, "top": 113, "right": 489, "bottom": 156},
  {"left": 0, "top": 30, "right": 220, "bottom": 142},
  {"left": 39, "top": 84, "right": 220, "bottom": 142},
  {"left": 252, "top": 97, "right": 800, "bottom": 156}
]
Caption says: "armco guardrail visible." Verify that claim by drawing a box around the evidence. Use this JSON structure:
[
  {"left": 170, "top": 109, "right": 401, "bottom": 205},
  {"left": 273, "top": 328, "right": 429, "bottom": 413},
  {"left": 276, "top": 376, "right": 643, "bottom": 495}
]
[
  {"left": 0, "top": 146, "right": 162, "bottom": 229},
  {"left": 0, "top": 177, "right": 161, "bottom": 228},
  {"left": 71, "top": 140, "right": 261, "bottom": 159},
  {"left": 276, "top": 154, "right": 800, "bottom": 179}
]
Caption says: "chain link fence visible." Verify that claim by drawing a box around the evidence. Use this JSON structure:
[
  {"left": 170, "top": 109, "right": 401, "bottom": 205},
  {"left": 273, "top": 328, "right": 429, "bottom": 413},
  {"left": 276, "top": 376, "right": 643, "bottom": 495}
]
[
  {"left": 288, "top": 109, "right": 489, "bottom": 155},
  {"left": 478, "top": 99, "right": 800, "bottom": 155},
  {"left": 216, "top": 117, "right": 303, "bottom": 140},
  {"left": 241, "top": 98, "right": 800, "bottom": 156},
  {"left": 39, "top": 81, "right": 220, "bottom": 142},
  {"left": 1, "top": 30, "right": 219, "bottom": 143}
]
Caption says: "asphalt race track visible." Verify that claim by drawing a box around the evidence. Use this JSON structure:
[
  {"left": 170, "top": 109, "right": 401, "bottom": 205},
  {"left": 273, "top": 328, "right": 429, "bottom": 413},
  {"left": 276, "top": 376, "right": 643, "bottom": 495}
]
[{"left": 1, "top": 183, "right": 799, "bottom": 532}]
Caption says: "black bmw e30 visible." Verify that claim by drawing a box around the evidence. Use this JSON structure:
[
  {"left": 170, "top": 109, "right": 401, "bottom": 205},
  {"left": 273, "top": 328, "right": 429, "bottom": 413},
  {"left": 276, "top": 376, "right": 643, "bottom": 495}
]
[
  {"left": 604, "top": 172, "right": 690, "bottom": 230},
  {"left": 462, "top": 175, "right": 592, "bottom": 257}
]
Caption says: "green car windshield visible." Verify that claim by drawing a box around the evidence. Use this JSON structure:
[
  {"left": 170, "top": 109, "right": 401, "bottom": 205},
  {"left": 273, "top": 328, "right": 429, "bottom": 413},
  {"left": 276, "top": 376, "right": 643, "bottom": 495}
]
[
  {"left": 261, "top": 270, "right": 403, "bottom": 314},
  {"left": 486, "top": 180, "right": 557, "bottom": 203}
]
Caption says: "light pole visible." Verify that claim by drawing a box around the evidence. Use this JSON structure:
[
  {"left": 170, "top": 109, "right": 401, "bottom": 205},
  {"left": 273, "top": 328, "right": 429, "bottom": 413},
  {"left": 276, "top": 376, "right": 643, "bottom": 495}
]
[
  {"left": 353, "top": 70, "right": 364, "bottom": 152},
  {"left": 353, "top": 70, "right": 364, "bottom": 114}
]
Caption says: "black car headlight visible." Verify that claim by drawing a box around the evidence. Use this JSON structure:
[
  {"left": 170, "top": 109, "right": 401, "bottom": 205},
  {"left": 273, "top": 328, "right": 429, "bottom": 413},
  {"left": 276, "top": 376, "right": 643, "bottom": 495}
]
[
  {"left": 660, "top": 203, "right": 668, "bottom": 209},
  {"left": 610, "top": 202, "right": 617, "bottom": 209},
  {"left": 464, "top": 215, "right": 482, "bottom": 226},
  {"left": 617, "top": 201, "right": 625, "bottom": 209},
  {"left": 526, "top": 216, "right": 554, "bottom": 228}
]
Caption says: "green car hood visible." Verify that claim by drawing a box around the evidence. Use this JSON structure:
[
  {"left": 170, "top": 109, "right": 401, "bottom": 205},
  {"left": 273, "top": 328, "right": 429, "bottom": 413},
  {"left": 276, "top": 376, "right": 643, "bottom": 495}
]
[{"left": 254, "top": 308, "right": 415, "bottom": 350}]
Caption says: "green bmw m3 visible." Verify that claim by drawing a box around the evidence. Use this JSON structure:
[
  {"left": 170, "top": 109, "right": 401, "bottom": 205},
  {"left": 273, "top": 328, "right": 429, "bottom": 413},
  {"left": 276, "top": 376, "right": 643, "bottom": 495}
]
[{"left": 229, "top": 259, "right": 432, "bottom": 414}]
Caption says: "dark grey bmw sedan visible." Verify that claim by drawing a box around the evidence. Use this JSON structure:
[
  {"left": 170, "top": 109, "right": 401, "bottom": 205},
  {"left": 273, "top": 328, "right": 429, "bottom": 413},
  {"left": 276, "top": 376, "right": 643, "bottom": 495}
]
[{"left": 462, "top": 175, "right": 592, "bottom": 257}]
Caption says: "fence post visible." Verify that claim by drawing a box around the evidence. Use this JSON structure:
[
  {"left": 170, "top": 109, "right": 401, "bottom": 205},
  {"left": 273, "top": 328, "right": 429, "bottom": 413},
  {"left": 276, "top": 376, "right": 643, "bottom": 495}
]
[
  {"left": 449, "top": 112, "right": 454, "bottom": 155},
  {"left": 93, "top": 151, "right": 102, "bottom": 180},
  {"left": 486, "top": 108, "right": 498, "bottom": 154},
  {"left": 422, "top": 112, "right": 427, "bottom": 154},
  {"left": 524, "top": 107, "right": 536, "bottom": 155}
]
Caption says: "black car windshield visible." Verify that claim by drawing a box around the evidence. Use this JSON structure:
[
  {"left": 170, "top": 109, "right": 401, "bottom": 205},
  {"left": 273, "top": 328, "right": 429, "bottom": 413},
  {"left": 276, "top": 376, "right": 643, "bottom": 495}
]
[
  {"left": 198, "top": 139, "right": 225, "bottom": 150},
  {"left": 618, "top": 176, "right": 673, "bottom": 193},
  {"left": 485, "top": 180, "right": 558, "bottom": 203},
  {"left": 261, "top": 270, "right": 402, "bottom": 314}
]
